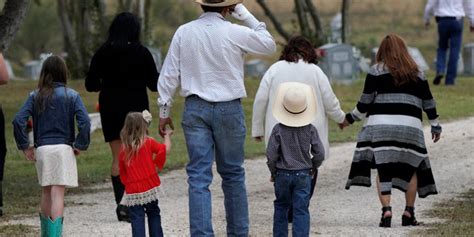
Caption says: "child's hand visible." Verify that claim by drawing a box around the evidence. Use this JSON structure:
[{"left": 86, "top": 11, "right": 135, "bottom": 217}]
[
  {"left": 164, "top": 128, "right": 174, "bottom": 137},
  {"left": 269, "top": 176, "right": 275, "bottom": 182},
  {"left": 23, "top": 147, "right": 35, "bottom": 161},
  {"left": 338, "top": 119, "right": 350, "bottom": 130},
  {"left": 73, "top": 148, "right": 81, "bottom": 156},
  {"left": 254, "top": 136, "right": 263, "bottom": 142}
]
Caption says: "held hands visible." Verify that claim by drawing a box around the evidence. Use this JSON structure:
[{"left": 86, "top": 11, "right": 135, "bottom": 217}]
[
  {"left": 23, "top": 147, "right": 35, "bottom": 161},
  {"left": 164, "top": 128, "right": 174, "bottom": 137},
  {"left": 338, "top": 118, "right": 350, "bottom": 130},
  {"left": 159, "top": 117, "right": 175, "bottom": 138},
  {"left": 73, "top": 148, "right": 81, "bottom": 156},
  {"left": 254, "top": 136, "right": 263, "bottom": 142}
]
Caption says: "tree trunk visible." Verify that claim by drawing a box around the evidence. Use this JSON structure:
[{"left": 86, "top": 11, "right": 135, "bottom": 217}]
[
  {"left": 255, "top": 0, "right": 290, "bottom": 42},
  {"left": 143, "top": 0, "right": 152, "bottom": 45},
  {"left": 341, "top": 0, "right": 351, "bottom": 43},
  {"left": 304, "top": 0, "right": 323, "bottom": 46},
  {"left": 294, "top": 0, "right": 310, "bottom": 39},
  {"left": 57, "top": 0, "right": 84, "bottom": 77},
  {"left": 0, "top": 0, "right": 30, "bottom": 52}
]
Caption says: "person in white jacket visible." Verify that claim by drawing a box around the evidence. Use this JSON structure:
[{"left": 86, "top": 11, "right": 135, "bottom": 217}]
[
  {"left": 252, "top": 36, "right": 347, "bottom": 223},
  {"left": 252, "top": 36, "right": 347, "bottom": 159}
]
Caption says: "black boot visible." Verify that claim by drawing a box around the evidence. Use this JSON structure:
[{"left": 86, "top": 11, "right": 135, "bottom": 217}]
[
  {"left": 111, "top": 175, "right": 130, "bottom": 222},
  {"left": 402, "top": 206, "right": 421, "bottom": 226},
  {"left": 379, "top": 206, "right": 392, "bottom": 228},
  {"left": 433, "top": 74, "right": 443, "bottom": 85}
]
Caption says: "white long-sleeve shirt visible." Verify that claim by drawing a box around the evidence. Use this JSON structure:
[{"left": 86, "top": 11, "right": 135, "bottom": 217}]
[
  {"left": 252, "top": 59, "right": 345, "bottom": 159},
  {"left": 424, "top": 0, "right": 474, "bottom": 26},
  {"left": 157, "top": 12, "right": 276, "bottom": 117}
]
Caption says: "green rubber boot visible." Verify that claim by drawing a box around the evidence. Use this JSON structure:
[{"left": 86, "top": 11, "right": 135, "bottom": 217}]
[
  {"left": 47, "top": 216, "right": 63, "bottom": 237},
  {"left": 39, "top": 213, "right": 48, "bottom": 237}
]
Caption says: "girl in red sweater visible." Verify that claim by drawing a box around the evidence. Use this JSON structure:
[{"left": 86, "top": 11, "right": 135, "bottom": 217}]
[{"left": 119, "top": 110, "right": 172, "bottom": 237}]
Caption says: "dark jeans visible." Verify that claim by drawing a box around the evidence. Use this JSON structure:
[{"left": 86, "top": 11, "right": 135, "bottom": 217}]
[
  {"left": 288, "top": 169, "right": 318, "bottom": 223},
  {"left": 436, "top": 17, "right": 463, "bottom": 85},
  {"left": 273, "top": 169, "right": 312, "bottom": 237},
  {"left": 129, "top": 200, "right": 163, "bottom": 237}
]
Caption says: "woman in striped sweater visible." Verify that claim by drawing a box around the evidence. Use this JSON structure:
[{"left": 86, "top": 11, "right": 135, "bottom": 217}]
[{"left": 344, "top": 34, "right": 442, "bottom": 228}]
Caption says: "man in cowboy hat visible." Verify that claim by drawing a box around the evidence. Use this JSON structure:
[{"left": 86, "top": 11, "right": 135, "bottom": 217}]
[{"left": 157, "top": 0, "right": 276, "bottom": 236}]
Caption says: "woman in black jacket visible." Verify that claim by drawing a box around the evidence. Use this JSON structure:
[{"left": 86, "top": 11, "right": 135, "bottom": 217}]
[{"left": 86, "top": 12, "right": 159, "bottom": 222}]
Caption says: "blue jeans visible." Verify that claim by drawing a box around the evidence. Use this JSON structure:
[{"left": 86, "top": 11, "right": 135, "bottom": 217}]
[
  {"left": 182, "top": 95, "right": 249, "bottom": 237},
  {"left": 129, "top": 200, "right": 163, "bottom": 237},
  {"left": 436, "top": 17, "right": 463, "bottom": 85},
  {"left": 273, "top": 169, "right": 312, "bottom": 237}
]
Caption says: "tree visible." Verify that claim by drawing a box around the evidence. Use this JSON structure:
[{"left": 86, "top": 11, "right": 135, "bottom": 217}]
[
  {"left": 256, "top": 0, "right": 324, "bottom": 46},
  {"left": 57, "top": 0, "right": 155, "bottom": 78},
  {"left": 12, "top": 0, "right": 62, "bottom": 60},
  {"left": 0, "top": 0, "right": 31, "bottom": 52},
  {"left": 341, "top": 0, "right": 351, "bottom": 43},
  {"left": 57, "top": 0, "right": 107, "bottom": 78}
]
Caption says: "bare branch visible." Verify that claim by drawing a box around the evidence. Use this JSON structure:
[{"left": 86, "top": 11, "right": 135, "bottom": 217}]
[
  {"left": 294, "top": 0, "right": 310, "bottom": 38},
  {"left": 304, "top": 0, "right": 323, "bottom": 44},
  {"left": 341, "top": 0, "right": 351, "bottom": 43},
  {"left": 255, "top": 0, "right": 291, "bottom": 41}
]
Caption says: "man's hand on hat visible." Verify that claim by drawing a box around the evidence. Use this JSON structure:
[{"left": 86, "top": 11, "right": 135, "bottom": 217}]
[
  {"left": 230, "top": 4, "right": 251, "bottom": 20},
  {"left": 230, "top": 4, "right": 259, "bottom": 29}
]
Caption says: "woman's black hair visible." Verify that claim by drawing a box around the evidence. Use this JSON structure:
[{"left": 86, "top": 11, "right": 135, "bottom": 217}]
[{"left": 104, "top": 12, "right": 141, "bottom": 48}]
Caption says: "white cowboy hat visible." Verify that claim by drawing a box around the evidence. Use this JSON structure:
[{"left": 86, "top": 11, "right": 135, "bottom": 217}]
[
  {"left": 195, "top": 0, "right": 243, "bottom": 7},
  {"left": 272, "top": 82, "right": 317, "bottom": 127}
]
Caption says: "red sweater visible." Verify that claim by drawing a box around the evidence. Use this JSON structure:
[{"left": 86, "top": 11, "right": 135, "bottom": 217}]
[{"left": 119, "top": 137, "right": 166, "bottom": 194}]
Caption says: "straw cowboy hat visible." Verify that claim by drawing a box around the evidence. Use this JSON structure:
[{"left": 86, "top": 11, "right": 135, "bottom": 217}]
[
  {"left": 272, "top": 82, "right": 317, "bottom": 127},
  {"left": 195, "top": 0, "right": 243, "bottom": 7}
]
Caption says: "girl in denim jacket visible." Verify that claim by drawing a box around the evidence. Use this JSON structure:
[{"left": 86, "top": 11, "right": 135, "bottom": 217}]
[{"left": 13, "top": 55, "right": 91, "bottom": 236}]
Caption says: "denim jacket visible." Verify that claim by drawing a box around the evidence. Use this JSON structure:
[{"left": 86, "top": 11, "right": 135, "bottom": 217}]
[{"left": 13, "top": 83, "right": 91, "bottom": 150}]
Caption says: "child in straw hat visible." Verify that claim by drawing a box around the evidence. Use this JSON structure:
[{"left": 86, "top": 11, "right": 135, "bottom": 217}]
[{"left": 266, "top": 82, "right": 324, "bottom": 237}]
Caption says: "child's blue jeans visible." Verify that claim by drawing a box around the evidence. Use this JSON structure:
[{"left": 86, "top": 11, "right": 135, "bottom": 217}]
[
  {"left": 273, "top": 169, "right": 312, "bottom": 237},
  {"left": 129, "top": 200, "right": 163, "bottom": 237}
]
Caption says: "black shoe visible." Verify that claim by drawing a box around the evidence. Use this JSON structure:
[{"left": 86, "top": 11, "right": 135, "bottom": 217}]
[
  {"left": 379, "top": 206, "right": 392, "bottom": 228},
  {"left": 116, "top": 204, "right": 130, "bottom": 223},
  {"left": 402, "top": 206, "right": 421, "bottom": 226},
  {"left": 433, "top": 75, "right": 443, "bottom": 85}
]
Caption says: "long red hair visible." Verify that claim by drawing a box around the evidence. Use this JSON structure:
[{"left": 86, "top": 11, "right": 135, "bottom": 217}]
[{"left": 376, "top": 34, "right": 419, "bottom": 86}]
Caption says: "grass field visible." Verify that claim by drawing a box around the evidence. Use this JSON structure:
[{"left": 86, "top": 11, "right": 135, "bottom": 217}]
[
  {"left": 416, "top": 190, "right": 474, "bottom": 236},
  {"left": 0, "top": 75, "right": 473, "bottom": 217}
]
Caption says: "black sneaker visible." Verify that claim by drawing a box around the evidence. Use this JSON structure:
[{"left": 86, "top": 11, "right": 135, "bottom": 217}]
[{"left": 433, "top": 74, "right": 443, "bottom": 85}]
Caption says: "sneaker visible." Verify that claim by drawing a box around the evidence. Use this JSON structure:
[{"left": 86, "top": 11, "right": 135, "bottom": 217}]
[{"left": 433, "top": 74, "right": 443, "bottom": 85}]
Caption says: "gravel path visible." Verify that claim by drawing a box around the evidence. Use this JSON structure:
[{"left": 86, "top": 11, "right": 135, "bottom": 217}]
[{"left": 2, "top": 117, "right": 473, "bottom": 236}]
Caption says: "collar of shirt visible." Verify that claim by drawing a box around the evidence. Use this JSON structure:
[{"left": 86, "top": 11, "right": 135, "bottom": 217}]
[{"left": 199, "top": 12, "right": 226, "bottom": 21}]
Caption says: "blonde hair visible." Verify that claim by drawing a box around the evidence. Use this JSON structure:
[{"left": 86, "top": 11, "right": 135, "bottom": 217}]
[
  {"left": 120, "top": 112, "right": 148, "bottom": 163},
  {"left": 376, "top": 34, "right": 419, "bottom": 86}
]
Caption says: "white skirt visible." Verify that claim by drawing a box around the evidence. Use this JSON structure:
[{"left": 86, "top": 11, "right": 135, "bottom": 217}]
[{"left": 35, "top": 144, "right": 78, "bottom": 187}]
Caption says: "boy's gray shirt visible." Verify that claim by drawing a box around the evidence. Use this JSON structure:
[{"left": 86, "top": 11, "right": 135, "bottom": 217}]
[{"left": 266, "top": 123, "right": 325, "bottom": 177}]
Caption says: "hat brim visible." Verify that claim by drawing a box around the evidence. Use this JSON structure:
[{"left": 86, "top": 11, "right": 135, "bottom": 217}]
[
  {"left": 272, "top": 82, "right": 317, "bottom": 127},
  {"left": 195, "top": 0, "right": 243, "bottom": 7}
]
